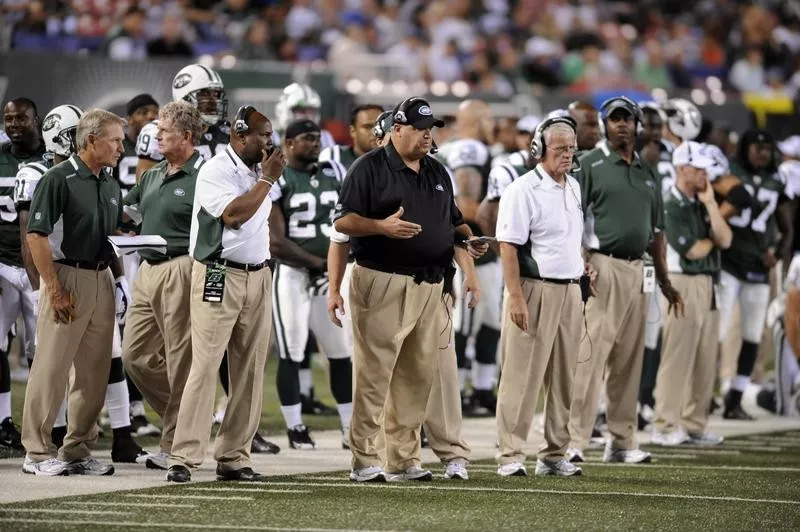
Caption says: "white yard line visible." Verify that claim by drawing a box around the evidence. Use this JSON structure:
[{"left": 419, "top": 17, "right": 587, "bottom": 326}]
[
  {"left": 185, "top": 482, "right": 800, "bottom": 505},
  {"left": 0, "top": 508, "right": 131, "bottom": 515},
  {"left": 125, "top": 494, "right": 253, "bottom": 501},
  {"left": 0, "top": 518, "right": 392, "bottom": 532},
  {"left": 61, "top": 501, "right": 198, "bottom": 508}
]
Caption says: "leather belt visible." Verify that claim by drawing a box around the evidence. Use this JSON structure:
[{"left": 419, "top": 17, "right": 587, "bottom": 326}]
[
  {"left": 528, "top": 276, "right": 580, "bottom": 285},
  {"left": 56, "top": 259, "right": 110, "bottom": 271},
  {"left": 591, "top": 249, "right": 642, "bottom": 262},
  {"left": 204, "top": 259, "right": 269, "bottom": 272},
  {"left": 145, "top": 255, "right": 184, "bottom": 266},
  {"left": 358, "top": 260, "right": 445, "bottom": 284}
]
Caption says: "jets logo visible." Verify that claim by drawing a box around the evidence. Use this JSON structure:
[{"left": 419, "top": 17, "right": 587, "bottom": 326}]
[
  {"left": 42, "top": 114, "right": 61, "bottom": 132},
  {"left": 173, "top": 73, "right": 192, "bottom": 90},
  {"left": 207, "top": 272, "right": 223, "bottom": 283},
  {"left": 110, "top": 198, "right": 119, "bottom": 206},
  {"left": 174, "top": 188, "right": 186, "bottom": 197},
  {"left": 418, "top": 106, "right": 433, "bottom": 116},
  {"left": 310, "top": 178, "right": 319, "bottom": 189},
  {"left": 322, "top": 168, "right": 335, "bottom": 177}
]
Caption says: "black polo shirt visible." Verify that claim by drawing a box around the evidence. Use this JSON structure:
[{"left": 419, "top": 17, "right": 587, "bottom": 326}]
[{"left": 334, "top": 141, "right": 463, "bottom": 271}]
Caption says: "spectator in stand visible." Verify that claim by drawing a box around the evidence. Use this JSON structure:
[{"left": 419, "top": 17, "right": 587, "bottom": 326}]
[
  {"left": 634, "top": 39, "right": 673, "bottom": 89},
  {"left": 147, "top": 10, "right": 194, "bottom": 58},
  {"left": 387, "top": 33, "right": 429, "bottom": 82},
  {"left": 13, "top": 1, "right": 48, "bottom": 35},
  {"left": 101, "top": 6, "right": 147, "bottom": 60},
  {"left": 729, "top": 47, "right": 768, "bottom": 93},
  {"left": 428, "top": 39, "right": 464, "bottom": 84},
  {"left": 236, "top": 19, "right": 275, "bottom": 60},
  {"left": 466, "top": 51, "right": 514, "bottom": 98}
]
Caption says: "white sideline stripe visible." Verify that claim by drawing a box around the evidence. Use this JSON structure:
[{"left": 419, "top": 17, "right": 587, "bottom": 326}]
[
  {"left": 125, "top": 494, "right": 253, "bottom": 501},
  {"left": 62, "top": 501, "right": 198, "bottom": 508},
  {"left": 187, "top": 483, "right": 800, "bottom": 505},
  {"left": 0, "top": 508, "right": 131, "bottom": 515},
  {"left": 0, "top": 518, "right": 390, "bottom": 532}
]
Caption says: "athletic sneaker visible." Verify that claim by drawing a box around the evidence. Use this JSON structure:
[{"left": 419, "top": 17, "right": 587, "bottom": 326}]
[
  {"left": 0, "top": 417, "right": 24, "bottom": 450},
  {"left": 651, "top": 427, "right": 689, "bottom": 447},
  {"left": 444, "top": 461, "right": 468, "bottom": 480},
  {"left": 145, "top": 452, "right": 169, "bottom": 470},
  {"left": 251, "top": 432, "right": 281, "bottom": 454},
  {"left": 566, "top": 448, "right": 585, "bottom": 463},
  {"left": 287, "top": 425, "right": 316, "bottom": 450},
  {"left": 350, "top": 466, "right": 387, "bottom": 482},
  {"left": 22, "top": 456, "right": 70, "bottom": 476},
  {"left": 69, "top": 457, "right": 115, "bottom": 476},
  {"left": 535, "top": 459, "right": 583, "bottom": 477},
  {"left": 603, "top": 444, "right": 651, "bottom": 464},
  {"left": 497, "top": 462, "right": 527, "bottom": 477},
  {"left": 686, "top": 432, "right": 724, "bottom": 446},
  {"left": 388, "top": 466, "right": 433, "bottom": 482}
]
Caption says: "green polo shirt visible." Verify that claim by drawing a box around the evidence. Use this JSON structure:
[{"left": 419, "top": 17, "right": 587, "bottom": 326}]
[
  {"left": 578, "top": 141, "right": 664, "bottom": 258},
  {"left": 0, "top": 142, "right": 47, "bottom": 266},
  {"left": 124, "top": 152, "right": 203, "bottom": 261},
  {"left": 664, "top": 186, "right": 719, "bottom": 275},
  {"left": 28, "top": 154, "right": 122, "bottom": 263}
]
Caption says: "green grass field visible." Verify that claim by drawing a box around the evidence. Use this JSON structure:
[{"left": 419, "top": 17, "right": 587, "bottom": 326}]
[{"left": 1, "top": 430, "right": 799, "bottom": 531}]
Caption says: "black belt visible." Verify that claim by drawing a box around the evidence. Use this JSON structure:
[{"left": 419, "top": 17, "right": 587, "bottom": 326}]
[
  {"left": 145, "top": 255, "right": 184, "bottom": 266},
  {"left": 527, "top": 276, "right": 580, "bottom": 285},
  {"left": 591, "top": 249, "right": 642, "bottom": 262},
  {"left": 56, "top": 259, "right": 110, "bottom": 271},
  {"left": 204, "top": 259, "right": 269, "bottom": 272},
  {"left": 358, "top": 260, "right": 445, "bottom": 284}
]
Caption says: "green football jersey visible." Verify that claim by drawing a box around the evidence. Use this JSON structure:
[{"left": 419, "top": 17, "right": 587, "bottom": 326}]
[
  {"left": 114, "top": 136, "right": 138, "bottom": 196},
  {"left": 271, "top": 160, "right": 347, "bottom": 260},
  {"left": 722, "top": 162, "right": 786, "bottom": 283},
  {"left": 0, "top": 142, "right": 46, "bottom": 266}
]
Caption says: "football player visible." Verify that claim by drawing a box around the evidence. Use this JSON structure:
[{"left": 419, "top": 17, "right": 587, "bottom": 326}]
[
  {"left": 135, "top": 64, "right": 229, "bottom": 177},
  {"left": 719, "top": 129, "right": 796, "bottom": 419},
  {"left": 490, "top": 116, "right": 520, "bottom": 165},
  {"left": 319, "top": 104, "right": 382, "bottom": 168},
  {"left": 274, "top": 83, "right": 336, "bottom": 150},
  {"left": 268, "top": 119, "right": 350, "bottom": 449},
  {"left": 0, "top": 98, "right": 45, "bottom": 450},
  {"left": 438, "top": 99, "right": 500, "bottom": 416}
]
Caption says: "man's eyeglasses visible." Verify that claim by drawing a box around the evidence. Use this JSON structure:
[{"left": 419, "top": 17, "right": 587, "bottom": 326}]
[{"left": 550, "top": 145, "right": 577, "bottom": 156}]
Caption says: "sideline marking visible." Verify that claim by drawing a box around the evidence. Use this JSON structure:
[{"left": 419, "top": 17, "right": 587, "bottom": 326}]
[{"left": 0, "top": 519, "right": 391, "bottom": 532}]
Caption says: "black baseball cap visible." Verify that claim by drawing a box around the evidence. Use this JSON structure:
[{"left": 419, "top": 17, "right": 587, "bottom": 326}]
[
  {"left": 284, "top": 119, "right": 321, "bottom": 139},
  {"left": 126, "top": 94, "right": 158, "bottom": 117},
  {"left": 395, "top": 98, "right": 445, "bottom": 130}
]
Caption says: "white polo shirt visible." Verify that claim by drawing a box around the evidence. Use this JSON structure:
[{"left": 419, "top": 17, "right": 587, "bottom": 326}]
[
  {"left": 189, "top": 145, "right": 272, "bottom": 264},
  {"left": 496, "top": 164, "right": 584, "bottom": 280}
]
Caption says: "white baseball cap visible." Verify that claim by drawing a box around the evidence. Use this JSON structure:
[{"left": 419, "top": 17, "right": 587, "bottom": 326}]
[
  {"left": 673, "top": 141, "right": 715, "bottom": 169},
  {"left": 777, "top": 135, "right": 800, "bottom": 158}
]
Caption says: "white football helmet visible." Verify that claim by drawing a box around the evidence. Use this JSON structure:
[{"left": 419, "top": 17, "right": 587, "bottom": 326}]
[
  {"left": 172, "top": 64, "right": 227, "bottom": 126},
  {"left": 639, "top": 101, "right": 667, "bottom": 122},
  {"left": 42, "top": 104, "right": 83, "bottom": 158},
  {"left": 663, "top": 98, "right": 702, "bottom": 141},
  {"left": 275, "top": 83, "right": 322, "bottom": 131}
]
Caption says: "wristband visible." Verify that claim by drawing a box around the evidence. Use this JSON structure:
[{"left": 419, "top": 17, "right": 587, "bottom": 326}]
[{"left": 259, "top": 177, "right": 275, "bottom": 186}]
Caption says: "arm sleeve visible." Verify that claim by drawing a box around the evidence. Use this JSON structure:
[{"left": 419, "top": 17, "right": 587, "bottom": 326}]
[
  {"left": 195, "top": 162, "right": 240, "bottom": 219},
  {"left": 333, "top": 160, "right": 371, "bottom": 220},
  {"left": 664, "top": 202, "right": 696, "bottom": 255},
  {"left": 27, "top": 173, "right": 66, "bottom": 235},
  {"left": 495, "top": 182, "right": 533, "bottom": 245}
]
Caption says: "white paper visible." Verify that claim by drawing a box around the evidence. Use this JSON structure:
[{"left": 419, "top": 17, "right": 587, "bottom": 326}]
[{"left": 108, "top": 235, "right": 168, "bottom": 257}]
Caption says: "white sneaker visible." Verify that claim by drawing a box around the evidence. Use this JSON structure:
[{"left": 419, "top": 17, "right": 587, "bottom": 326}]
[
  {"left": 349, "top": 466, "right": 387, "bottom": 482},
  {"left": 566, "top": 448, "right": 585, "bottom": 463},
  {"left": 388, "top": 465, "right": 433, "bottom": 482},
  {"left": 145, "top": 452, "right": 169, "bottom": 470},
  {"left": 69, "top": 457, "right": 115, "bottom": 476},
  {"left": 497, "top": 462, "right": 527, "bottom": 477},
  {"left": 687, "top": 432, "right": 724, "bottom": 446},
  {"left": 444, "top": 461, "right": 468, "bottom": 480},
  {"left": 651, "top": 428, "right": 689, "bottom": 446},
  {"left": 535, "top": 459, "right": 583, "bottom": 477},
  {"left": 603, "top": 444, "right": 651, "bottom": 464},
  {"left": 22, "top": 456, "right": 69, "bottom": 476}
]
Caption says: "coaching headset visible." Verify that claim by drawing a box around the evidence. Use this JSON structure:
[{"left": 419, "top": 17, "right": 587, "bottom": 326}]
[
  {"left": 600, "top": 96, "right": 644, "bottom": 136},
  {"left": 233, "top": 105, "right": 256, "bottom": 135},
  {"left": 392, "top": 96, "right": 439, "bottom": 154},
  {"left": 530, "top": 115, "right": 578, "bottom": 160}
]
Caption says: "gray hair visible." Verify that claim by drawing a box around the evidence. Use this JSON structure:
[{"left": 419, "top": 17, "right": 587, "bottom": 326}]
[
  {"left": 76, "top": 109, "right": 125, "bottom": 150},
  {"left": 159, "top": 101, "right": 204, "bottom": 144},
  {"left": 543, "top": 122, "right": 576, "bottom": 146}
]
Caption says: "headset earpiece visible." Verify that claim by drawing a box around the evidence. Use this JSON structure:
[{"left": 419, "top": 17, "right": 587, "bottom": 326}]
[
  {"left": 233, "top": 105, "right": 255, "bottom": 135},
  {"left": 530, "top": 116, "right": 577, "bottom": 160},
  {"left": 393, "top": 97, "right": 420, "bottom": 125}
]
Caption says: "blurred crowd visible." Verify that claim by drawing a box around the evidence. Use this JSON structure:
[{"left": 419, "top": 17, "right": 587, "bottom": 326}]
[{"left": 4, "top": 0, "right": 800, "bottom": 96}]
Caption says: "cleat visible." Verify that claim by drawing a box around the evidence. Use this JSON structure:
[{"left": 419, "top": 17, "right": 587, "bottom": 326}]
[
  {"left": 301, "top": 395, "right": 337, "bottom": 416},
  {"left": 0, "top": 417, "right": 24, "bottom": 451},
  {"left": 287, "top": 425, "right": 316, "bottom": 450},
  {"left": 130, "top": 415, "right": 161, "bottom": 437},
  {"left": 111, "top": 433, "right": 149, "bottom": 463},
  {"left": 251, "top": 432, "right": 281, "bottom": 454}
]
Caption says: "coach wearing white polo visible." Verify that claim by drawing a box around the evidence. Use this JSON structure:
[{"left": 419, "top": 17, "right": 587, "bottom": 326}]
[
  {"left": 495, "top": 116, "right": 589, "bottom": 478},
  {"left": 166, "top": 107, "right": 286, "bottom": 483}
]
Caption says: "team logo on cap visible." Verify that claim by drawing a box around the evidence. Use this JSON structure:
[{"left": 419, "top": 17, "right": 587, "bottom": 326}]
[
  {"left": 418, "top": 106, "right": 432, "bottom": 116},
  {"left": 322, "top": 168, "right": 335, "bottom": 177},
  {"left": 173, "top": 73, "right": 192, "bottom": 89},
  {"left": 42, "top": 114, "right": 61, "bottom": 132},
  {"left": 174, "top": 188, "right": 186, "bottom": 197}
]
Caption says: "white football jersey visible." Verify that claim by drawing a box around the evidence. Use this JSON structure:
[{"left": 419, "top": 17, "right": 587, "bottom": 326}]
[
  {"left": 13, "top": 161, "right": 49, "bottom": 207},
  {"left": 779, "top": 160, "right": 800, "bottom": 200},
  {"left": 135, "top": 121, "right": 164, "bottom": 162}
]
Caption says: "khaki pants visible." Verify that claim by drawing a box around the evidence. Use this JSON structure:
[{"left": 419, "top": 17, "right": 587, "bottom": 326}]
[
  {"left": 348, "top": 265, "right": 443, "bottom": 472},
  {"left": 654, "top": 274, "right": 718, "bottom": 435},
  {"left": 168, "top": 260, "right": 272, "bottom": 471},
  {"left": 569, "top": 253, "right": 647, "bottom": 451},
  {"left": 122, "top": 255, "right": 193, "bottom": 453},
  {"left": 497, "top": 279, "right": 581, "bottom": 463},
  {"left": 22, "top": 263, "right": 115, "bottom": 462},
  {"left": 423, "top": 294, "right": 470, "bottom": 464}
]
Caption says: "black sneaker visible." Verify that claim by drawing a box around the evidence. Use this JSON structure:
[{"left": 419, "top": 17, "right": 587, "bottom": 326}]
[
  {"left": 111, "top": 434, "right": 149, "bottom": 464},
  {"left": 471, "top": 389, "right": 497, "bottom": 415},
  {"left": 130, "top": 414, "right": 161, "bottom": 437},
  {"left": 723, "top": 390, "right": 754, "bottom": 420},
  {"left": 251, "top": 432, "right": 281, "bottom": 454},
  {"left": 0, "top": 417, "right": 24, "bottom": 450},
  {"left": 287, "top": 425, "right": 316, "bottom": 450},
  {"left": 301, "top": 395, "right": 338, "bottom": 416},
  {"left": 51, "top": 426, "right": 67, "bottom": 449}
]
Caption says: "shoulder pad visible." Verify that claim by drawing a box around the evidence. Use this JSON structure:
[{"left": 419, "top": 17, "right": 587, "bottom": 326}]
[{"left": 446, "top": 139, "right": 490, "bottom": 169}]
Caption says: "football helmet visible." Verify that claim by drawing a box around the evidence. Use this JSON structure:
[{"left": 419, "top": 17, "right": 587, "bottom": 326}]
[
  {"left": 172, "top": 64, "right": 227, "bottom": 127},
  {"left": 275, "top": 83, "right": 322, "bottom": 132},
  {"left": 663, "top": 98, "right": 702, "bottom": 141},
  {"left": 42, "top": 104, "right": 83, "bottom": 158}
]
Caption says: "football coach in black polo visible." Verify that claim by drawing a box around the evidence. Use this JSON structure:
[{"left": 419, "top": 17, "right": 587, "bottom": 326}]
[{"left": 333, "top": 97, "right": 485, "bottom": 483}]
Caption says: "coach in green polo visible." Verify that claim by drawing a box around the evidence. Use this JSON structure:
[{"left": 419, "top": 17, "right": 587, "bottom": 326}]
[
  {"left": 22, "top": 108, "right": 126, "bottom": 476},
  {"left": 121, "top": 101, "right": 205, "bottom": 470}
]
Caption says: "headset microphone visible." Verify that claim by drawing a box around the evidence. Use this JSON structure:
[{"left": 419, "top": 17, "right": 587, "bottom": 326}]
[{"left": 430, "top": 138, "right": 439, "bottom": 154}]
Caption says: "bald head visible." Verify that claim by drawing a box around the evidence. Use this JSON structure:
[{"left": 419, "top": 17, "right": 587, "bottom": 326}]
[
  {"left": 568, "top": 101, "right": 601, "bottom": 151},
  {"left": 455, "top": 99, "right": 494, "bottom": 144}
]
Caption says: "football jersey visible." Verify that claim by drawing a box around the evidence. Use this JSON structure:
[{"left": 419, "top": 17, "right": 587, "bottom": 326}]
[
  {"left": 723, "top": 162, "right": 790, "bottom": 283},
  {"left": 486, "top": 159, "right": 529, "bottom": 202},
  {"left": 319, "top": 144, "right": 359, "bottom": 169},
  {"left": 115, "top": 136, "right": 139, "bottom": 196},
  {"left": 137, "top": 120, "right": 231, "bottom": 163},
  {"left": 0, "top": 142, "right": 46, "bottom": 267},
  {"left": 653, "top": 140, "right": 676, "bottom": 196},
  {"left": 13, "top": 158, "right": 52, "bottom": 210},
  {"left": 270, "top": 160, "right": 347, "bottom": 259}
]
